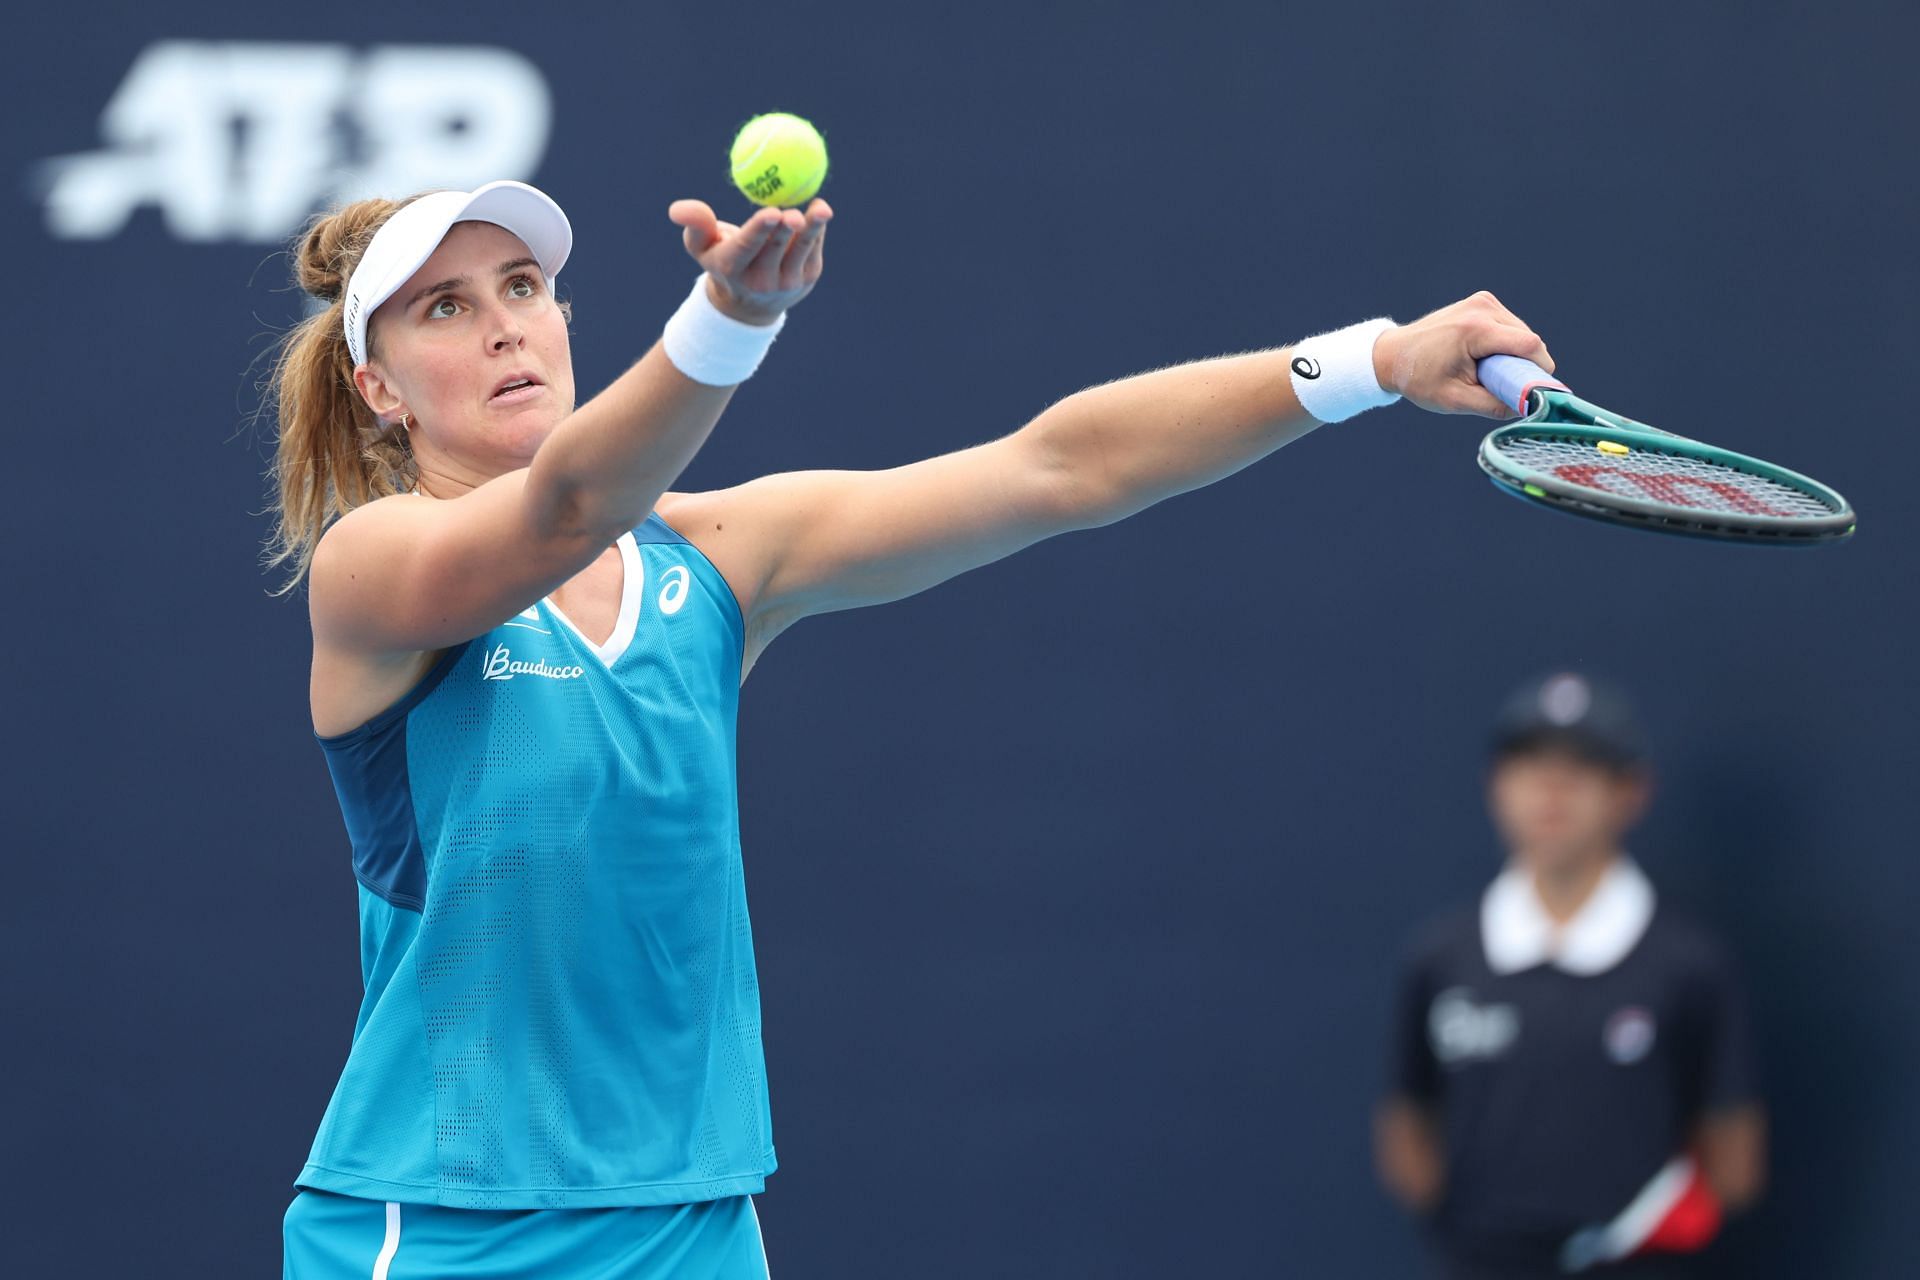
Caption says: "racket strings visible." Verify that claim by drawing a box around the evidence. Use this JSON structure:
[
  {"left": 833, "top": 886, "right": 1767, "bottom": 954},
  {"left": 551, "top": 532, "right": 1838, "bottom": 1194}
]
[{"left": 1492, "top": 436, "right": 1837, "bottom": 518}]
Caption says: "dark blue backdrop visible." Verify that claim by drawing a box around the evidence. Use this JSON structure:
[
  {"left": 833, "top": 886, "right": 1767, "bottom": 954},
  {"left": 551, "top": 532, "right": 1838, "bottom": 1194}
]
[{"left": 4, "top": 3, "right": 1915, "bottom": 1276}]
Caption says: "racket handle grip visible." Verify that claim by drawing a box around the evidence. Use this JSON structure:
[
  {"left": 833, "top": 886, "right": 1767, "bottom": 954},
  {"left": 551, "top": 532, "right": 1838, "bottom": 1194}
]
[{"left": 1477, "top": 354, "right": 1568, "bottom": 415}]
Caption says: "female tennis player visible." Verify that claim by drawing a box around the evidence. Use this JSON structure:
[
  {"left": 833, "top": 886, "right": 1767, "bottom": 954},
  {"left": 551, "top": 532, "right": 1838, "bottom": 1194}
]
[{"left": 270, "top": 179, "right": 1551, "bottom": 1278}]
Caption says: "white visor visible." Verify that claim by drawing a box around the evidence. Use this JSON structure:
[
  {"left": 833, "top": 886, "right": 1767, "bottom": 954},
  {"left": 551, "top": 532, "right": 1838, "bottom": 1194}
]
[{"left": 342, "top": 179, "right": 572, "bottom": 368}]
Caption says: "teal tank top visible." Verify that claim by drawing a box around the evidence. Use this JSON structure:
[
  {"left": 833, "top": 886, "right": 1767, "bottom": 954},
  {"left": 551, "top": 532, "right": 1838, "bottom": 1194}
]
[{"left": 298, "top": 513, "right": 773, "bottom": 1209}]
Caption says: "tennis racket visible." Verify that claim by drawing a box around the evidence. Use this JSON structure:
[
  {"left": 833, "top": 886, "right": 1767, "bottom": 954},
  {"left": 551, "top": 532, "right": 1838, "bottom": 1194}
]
[{"left": 1475, "top": 355, "right": 1855, "bottom": 545}]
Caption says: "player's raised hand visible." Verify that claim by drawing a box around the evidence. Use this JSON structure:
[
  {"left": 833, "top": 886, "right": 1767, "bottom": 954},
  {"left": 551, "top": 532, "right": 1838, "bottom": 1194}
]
[
  {"left": 668, "top": 198, "right": 832, "bottom": 326},
  {"left": 1374, "top": 291, "right": 1555, "bottom": 419}
]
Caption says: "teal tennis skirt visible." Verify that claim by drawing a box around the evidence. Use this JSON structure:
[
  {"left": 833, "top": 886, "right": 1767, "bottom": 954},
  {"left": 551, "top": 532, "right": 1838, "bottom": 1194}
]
[{"left": 283, "top": 1190, "right": 770, "bottom": 1279}]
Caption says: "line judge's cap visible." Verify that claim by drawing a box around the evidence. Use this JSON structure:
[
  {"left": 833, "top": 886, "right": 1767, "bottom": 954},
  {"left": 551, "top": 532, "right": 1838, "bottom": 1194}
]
[
  {"left": 342, "top": 180, "right": 573, "bottom": 368},
  {"left": 1490, "top": 672, "right": 1648, "bottom": 768}
]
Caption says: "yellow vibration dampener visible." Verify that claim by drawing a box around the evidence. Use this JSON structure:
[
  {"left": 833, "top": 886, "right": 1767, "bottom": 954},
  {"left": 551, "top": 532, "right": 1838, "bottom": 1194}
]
[{"left": 1597, "top": 440, "right": 1631, "bottom": 456}]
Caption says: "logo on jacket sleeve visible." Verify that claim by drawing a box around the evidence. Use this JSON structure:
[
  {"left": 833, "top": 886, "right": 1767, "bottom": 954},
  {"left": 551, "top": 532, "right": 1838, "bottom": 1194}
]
[
  {"left": 1429, "top": 987, "right": 1521, "bottom": 1066},
  {"left": 480, "top": 644, "right": 584, "bottom": 682}
]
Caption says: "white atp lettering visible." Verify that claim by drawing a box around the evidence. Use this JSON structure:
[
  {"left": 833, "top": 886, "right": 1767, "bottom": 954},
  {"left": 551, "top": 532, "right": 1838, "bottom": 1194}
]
[
  {"left": 334, "top": 47, "right": 551, "bottom": 206},
  {"left": 38, "top": 41, "right": 553, "bottom": 243}
]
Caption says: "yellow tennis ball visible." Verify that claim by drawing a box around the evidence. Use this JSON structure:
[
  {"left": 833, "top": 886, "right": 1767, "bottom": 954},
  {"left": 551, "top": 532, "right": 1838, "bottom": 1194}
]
[{"left": 730, "top": 112, "right": 828, "bottom": 207}]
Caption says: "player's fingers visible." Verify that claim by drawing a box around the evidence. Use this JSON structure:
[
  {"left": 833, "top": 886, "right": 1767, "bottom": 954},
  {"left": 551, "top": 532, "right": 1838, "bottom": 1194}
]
[
  {"left": 1468, "top": 289, "right": 1519, "bottom": 324},
  {"left": 774, "top": 207, "right": 808, "bottom": 252},
  {"left": 1462, "top": 292, "right": 1554, "bottom": 372},
  {"left": 668, "top": 199, "right": 720, "bottom": 255},
  {"left": 779, "top": 208, "right": 828, "bottom": 285},
  {"left": 798, "top": 212, "right": 829, "bottom": 281},
  {"left": 667, "top": 198, "right": 714, "bottom": 225},
  {"left": 1457, "top": 380, "right": 1519, "bottom": 419},
  {"left": 707, "top": 208, "right": 784, "bottom": 276},
  {"left": 741, "top": 212, "right": 800, "bottom": 280},
  {"left": 797, "top": 201, "right": 832, "bottom": 269},
  {"left": 1507, "top": 326, "right": 1555, "bottom": 373},
  {"left": 1472, "top": 319, "right": 1555, "bottom": 373}
]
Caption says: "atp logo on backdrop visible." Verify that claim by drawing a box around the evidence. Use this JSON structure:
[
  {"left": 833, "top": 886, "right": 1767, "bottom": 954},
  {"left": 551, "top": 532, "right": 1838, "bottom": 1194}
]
[{"left": 36, "top": 41, "right": 552, "bottom": 243}]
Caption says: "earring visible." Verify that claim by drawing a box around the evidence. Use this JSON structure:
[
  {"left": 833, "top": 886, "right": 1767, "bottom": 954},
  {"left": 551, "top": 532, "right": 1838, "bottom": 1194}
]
[{"left": 399, "top": 412, "right": 411, "bottom": 430}]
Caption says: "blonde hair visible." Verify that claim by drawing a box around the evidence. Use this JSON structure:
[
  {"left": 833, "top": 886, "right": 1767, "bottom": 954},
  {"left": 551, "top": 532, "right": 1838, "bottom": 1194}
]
[{"left": 260, "top": 194, "right": 421, "bottom": 595}]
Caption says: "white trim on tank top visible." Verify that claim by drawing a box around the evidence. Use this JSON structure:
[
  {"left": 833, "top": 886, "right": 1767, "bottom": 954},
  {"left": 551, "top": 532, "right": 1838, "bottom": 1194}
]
[
  {"left": 402, "top": 493, "right": 642, "bottom": 667},
  {"left": 751, "top": 1198, "right": 772, "bottom": 1277},
  {"left": 371, "top": 1201, "right": 400, "bottom": 1280},
  {"left": 542, "top": 530, "right": 642, "bottom": 666}
]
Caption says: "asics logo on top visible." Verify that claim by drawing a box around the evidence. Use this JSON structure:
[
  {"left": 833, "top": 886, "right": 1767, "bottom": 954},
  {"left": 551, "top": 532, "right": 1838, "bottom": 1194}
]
[
  {"left": 483, "top": 558, "right": 698, "bottom": 678},
  {"left": 480, "top": 645, "right": 584, "bottom": 682},
  {"left": 36, "top": 41, "right": 552, "bottom": 243},
  {"left": 657, "top": 566, "right": 691, "bottom": 616}
]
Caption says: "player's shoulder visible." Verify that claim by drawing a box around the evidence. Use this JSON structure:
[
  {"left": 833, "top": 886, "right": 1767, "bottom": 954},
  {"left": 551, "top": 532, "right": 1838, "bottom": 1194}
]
[
  {"left": 655, "top": 488, "right": 744, "bottom": 557},
  {"left": 315, "top": 489, "right": 433, "bottom": 556},
  {"left": 653, "top": 488, "right": 708, "bottom": 525},
  {"left": 307, "top": 492, "right": 423, "bottom": 597},
  {"left": 652, "top": 487, "right": 774, "bottom": 611},
  {"left": 1638, "top": 894, "right": 1739, "bottom": 980}
]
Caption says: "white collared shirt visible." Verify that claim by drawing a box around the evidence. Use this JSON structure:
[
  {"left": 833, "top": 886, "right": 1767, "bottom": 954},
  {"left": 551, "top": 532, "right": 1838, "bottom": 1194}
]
[{"left": 1481, "top": 856, "right": 1657, "bottom": 977}]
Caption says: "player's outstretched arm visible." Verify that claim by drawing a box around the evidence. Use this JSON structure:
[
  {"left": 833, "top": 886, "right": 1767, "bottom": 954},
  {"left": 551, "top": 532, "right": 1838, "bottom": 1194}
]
[
  {"left": 312, "top": 200, "right": 830, "bottom": 657},
  {"left": 674, "top": 291, "right": 1549, "bottom": 661}
]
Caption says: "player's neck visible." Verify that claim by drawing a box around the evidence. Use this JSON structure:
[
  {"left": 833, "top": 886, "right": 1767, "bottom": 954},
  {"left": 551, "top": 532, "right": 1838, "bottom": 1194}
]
[{"left": 1526, "top": 849, "right": 1622, "bottom": 925}]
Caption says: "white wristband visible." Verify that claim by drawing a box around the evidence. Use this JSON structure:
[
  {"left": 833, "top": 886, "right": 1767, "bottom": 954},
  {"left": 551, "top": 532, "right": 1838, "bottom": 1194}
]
[
  {"left": 1287, "top": 317, "right": 1400, "bottom": 423},
  {"left": 661, "top": 275, "right": 787, "bottom": 386}
]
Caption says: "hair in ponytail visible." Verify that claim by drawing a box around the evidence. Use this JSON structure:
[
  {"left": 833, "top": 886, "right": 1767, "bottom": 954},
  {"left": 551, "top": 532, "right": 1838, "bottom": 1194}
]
[{"left": 260, "top": 194, "right": 422, "bottom": 595}]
